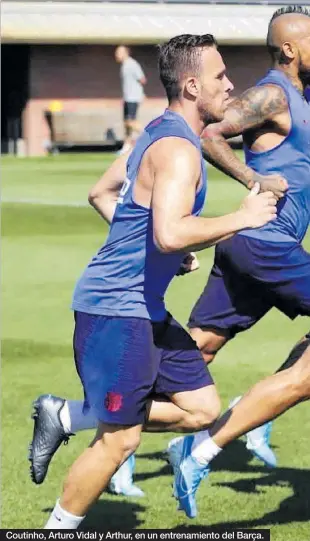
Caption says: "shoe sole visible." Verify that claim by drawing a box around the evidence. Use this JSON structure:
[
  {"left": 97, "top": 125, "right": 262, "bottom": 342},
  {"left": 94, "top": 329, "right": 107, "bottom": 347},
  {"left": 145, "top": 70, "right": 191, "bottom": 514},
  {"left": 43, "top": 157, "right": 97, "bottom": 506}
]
[{"left": 28, "top": 398, "right": 42, "bottom": 484}]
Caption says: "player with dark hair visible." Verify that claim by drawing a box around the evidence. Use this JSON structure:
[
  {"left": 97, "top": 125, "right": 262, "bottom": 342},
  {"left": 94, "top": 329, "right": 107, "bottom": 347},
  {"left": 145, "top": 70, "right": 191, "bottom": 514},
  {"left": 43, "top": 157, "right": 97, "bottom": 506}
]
[
  {"left": 41, "top": 34, "right": 276, "bottom": 529},
  {"left": 29, "top": 7, "right": 310, "bottom": 503},
  {"left": 169, "top": 6, "right": 310, "bottom": 519}
]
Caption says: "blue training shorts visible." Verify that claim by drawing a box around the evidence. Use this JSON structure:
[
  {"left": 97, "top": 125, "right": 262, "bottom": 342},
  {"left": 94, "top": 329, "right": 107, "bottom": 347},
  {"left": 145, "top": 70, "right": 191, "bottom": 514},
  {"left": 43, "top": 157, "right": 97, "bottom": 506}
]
[
  {"left": 189, "top": 235, "right": 310, "bottom": 338},
  {"left": 73, "top": 311, "right": 213, "bottom": 425}
]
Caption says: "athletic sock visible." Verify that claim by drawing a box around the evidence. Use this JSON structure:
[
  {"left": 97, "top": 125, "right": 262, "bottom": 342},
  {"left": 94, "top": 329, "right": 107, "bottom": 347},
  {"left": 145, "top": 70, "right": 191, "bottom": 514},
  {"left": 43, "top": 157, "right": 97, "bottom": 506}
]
[
  {"left": 191, "top": 396, "right": 243, "bottom": 465},
  {"left": 229, "top": 395, "right": 242, "bottom": 409},
  {"left": 44, "top": 499, "right": 85, "bottom": 529},
  {"left": 59, "top": 400, "right": 98, "bottom": 434},
  {"left": 228, "top": 396, "right": 267, "bottom": 448},
  {"left": 191, "top": 430, "right": 222, "bottom": 465}
]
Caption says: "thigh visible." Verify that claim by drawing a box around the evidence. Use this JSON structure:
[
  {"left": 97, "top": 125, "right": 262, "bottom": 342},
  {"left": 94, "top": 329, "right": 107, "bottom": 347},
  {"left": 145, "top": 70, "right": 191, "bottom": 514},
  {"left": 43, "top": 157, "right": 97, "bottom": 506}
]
[
  {"left": 269, "top": 244, "right": 310, "bottom": 319},
  {"left": 188, "top": 242, "right": 272, "bottom": 338},
  {"left": 153, "top": 315, "right": 213, "bottom": 396},
  {"left": 232, "top": 238, "right": 310, "bottom": 320},
  {"left": 169, "top": 385, "right": 219, "bottom": 415},
  {"left": 73, "top": 312, "right": 160, "bottom": 426}
]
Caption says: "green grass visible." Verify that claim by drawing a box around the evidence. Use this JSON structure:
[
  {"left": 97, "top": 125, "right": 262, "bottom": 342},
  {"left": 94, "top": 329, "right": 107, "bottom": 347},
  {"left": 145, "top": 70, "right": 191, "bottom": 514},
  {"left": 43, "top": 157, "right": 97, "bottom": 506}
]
[{"left": 2, "top": 154, "right": 310, "bottom": 537}]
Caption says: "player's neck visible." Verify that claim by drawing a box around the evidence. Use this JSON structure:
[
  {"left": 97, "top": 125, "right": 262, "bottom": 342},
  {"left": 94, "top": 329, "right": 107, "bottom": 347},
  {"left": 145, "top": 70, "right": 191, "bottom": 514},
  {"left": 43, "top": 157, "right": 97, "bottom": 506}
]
[
  {"left": 273, "top": 64, "right": 305, "bottom": 95},
  {"left": 168, "top": 102, "right": 205, "bottom": 137}
]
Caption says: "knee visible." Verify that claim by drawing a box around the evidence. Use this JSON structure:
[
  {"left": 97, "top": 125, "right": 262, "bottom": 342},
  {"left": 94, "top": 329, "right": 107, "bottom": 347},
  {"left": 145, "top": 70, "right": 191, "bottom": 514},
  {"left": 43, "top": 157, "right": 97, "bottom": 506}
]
[
  {"left": 194, "top": 400, "right": 221, "bottom": 429},
  {"left": 120, "top": 433, "right": 141, "bottom": 456},
  {"left": 116, "top": 432, "right": 141, "bottom": 458},
  {"left": 99, "top": 430, "right": 141, "bottom": 464},
  {"left": 201, "top": 349, "right": 217, "bottom": 364},
  {"left": 190, "top": 328, "right": 229, "bottom": 364},
  {"left": 185, "top": 397, "right": 221, "bottom": 430}
]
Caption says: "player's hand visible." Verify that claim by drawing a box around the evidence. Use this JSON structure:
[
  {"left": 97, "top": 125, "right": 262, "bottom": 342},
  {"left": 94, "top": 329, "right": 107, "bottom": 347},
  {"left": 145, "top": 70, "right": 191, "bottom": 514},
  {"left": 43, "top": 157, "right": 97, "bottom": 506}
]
[
  {"left": 176, "top": 252, "right": 200, "bottom": 276},
  {"left": 239, "top": 183, "right": 277, "bottom": 228},
  {"left": 250, "top": 172, "right": 288, "bottom": 200}
]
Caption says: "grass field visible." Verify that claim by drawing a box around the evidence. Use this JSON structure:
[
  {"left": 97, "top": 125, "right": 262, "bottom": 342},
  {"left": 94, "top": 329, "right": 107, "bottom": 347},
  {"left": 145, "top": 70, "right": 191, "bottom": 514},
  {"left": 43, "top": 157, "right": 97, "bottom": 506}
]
[{"left": 2, "top": 153, "right": 310, "bottom": 537}]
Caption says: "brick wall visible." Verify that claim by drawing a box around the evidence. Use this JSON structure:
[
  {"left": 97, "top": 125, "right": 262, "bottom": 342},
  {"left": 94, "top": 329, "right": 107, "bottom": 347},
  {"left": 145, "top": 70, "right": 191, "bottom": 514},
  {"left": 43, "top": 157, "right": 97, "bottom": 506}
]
[{"left": 24, "top": 44, "right": 270, "bottom": 156}]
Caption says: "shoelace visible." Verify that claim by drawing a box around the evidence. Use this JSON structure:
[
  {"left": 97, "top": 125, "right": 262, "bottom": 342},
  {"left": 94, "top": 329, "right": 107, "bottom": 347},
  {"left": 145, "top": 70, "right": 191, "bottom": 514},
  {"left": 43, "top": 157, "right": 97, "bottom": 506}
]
[
  {"left": 179, "top": 462, "right": 209, "bottom": 498},
  {"left": 175, "top": 439, "right": 209, "bottom": 499},
  {"left": 63, "top": 434, "right": 71, "bottom": 446}
]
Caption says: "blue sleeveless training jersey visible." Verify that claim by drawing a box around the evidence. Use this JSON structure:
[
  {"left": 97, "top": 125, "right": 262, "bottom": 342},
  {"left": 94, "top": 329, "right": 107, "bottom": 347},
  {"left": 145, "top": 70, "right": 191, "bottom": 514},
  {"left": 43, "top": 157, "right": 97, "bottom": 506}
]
[
  {"left": 240, "top": 69, "right": 310, "bottom": 244},
  {"left": 72, "top": 110, "right": 207, "bottom": 321}
]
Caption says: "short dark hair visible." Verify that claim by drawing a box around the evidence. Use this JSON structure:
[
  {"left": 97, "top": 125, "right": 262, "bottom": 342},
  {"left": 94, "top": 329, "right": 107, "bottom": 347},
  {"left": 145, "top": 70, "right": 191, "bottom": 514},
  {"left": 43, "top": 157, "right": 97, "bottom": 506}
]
[
  {"left": 158, "top": 34, "right": 217, "bottom": 102},
  {"left": 267, "top": 5, "right": 310, "bottom": 61}
]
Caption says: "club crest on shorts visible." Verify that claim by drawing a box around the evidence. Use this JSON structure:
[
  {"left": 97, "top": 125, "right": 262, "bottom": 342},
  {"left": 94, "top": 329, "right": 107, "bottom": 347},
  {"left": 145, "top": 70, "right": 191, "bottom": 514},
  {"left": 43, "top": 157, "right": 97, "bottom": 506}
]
[{"left": 104, "top": 392, "right": 123, "bottom": 412}]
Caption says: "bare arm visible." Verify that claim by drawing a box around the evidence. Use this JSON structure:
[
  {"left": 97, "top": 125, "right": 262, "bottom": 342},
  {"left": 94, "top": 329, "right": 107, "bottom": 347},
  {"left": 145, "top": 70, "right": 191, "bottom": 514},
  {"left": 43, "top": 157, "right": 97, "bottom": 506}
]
[
  {"left": 135, "top": 62, "right": 147, "bottom": 86},
  {"left": 151, "top": 138, "right": 277, "bottom": 253},
  {"left": 88, "top": 151, "right": 130, "bottom": 224},
  {"left": 201, "top": 85, "right": 288, "bottom": 195}
]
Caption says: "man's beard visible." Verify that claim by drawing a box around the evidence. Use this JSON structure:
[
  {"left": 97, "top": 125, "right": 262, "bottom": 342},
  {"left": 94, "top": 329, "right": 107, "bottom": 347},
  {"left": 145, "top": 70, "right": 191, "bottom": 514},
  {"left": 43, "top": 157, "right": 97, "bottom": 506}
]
[
  {"left": 198, "top": 99, "right": 222, "bottom": 126},
  {"left": 302, "top": 75, "right": 310, "bottom": 88},
  {"left": 298, "top": 59, "right": 310, "bottom": 87},
  {"left": 299, "top": 71, "right": 310, "bottom": 87}
]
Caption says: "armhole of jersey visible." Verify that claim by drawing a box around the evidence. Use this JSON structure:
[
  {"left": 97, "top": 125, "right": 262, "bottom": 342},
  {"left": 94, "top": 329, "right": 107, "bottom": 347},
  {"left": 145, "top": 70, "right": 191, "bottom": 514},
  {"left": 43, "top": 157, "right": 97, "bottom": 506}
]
[
  {"left": 197, "top": 158, "right": 206, "bottom": 193},
  {"left": 126, "top": 133, "right": 201, "bottom": 200}
]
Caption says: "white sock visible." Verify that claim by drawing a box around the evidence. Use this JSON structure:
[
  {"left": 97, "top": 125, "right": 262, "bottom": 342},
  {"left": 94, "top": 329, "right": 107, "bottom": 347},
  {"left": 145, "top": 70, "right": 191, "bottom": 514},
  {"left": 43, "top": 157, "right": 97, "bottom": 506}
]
[
  {"left": 191, "top": 430, "right": 222, "bottom": 465},
  {"left": 191, "top": 397, "right": 244, "bottom": 465},
  {"left": 229, "top": 395, "right": 242, "bottom": 409},
  {"left": 59, "top": 400, "right": 98, "bottom": 434},
  {"left": 44, "top": 499, "right": 85, "bottom": 529}
]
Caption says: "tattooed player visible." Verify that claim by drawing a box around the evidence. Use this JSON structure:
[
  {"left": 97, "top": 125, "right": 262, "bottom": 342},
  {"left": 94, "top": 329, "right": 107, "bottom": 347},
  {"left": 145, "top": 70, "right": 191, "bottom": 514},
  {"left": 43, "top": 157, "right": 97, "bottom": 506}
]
[
  {"left": 29, "top": 8, "right": 309, "bottom": 512},
  {"left": 169, "top": 5, "right": 310, "bottom": 518}
]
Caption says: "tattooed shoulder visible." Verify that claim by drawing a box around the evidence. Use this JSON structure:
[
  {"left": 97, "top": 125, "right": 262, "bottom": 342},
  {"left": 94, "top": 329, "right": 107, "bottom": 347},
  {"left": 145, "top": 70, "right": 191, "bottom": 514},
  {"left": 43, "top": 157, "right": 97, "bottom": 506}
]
[
  {"left": 238, "top": 84, "right": 287, "bottom": 120},
  {"left": 205, "top": 84, "right": 288, "bottom": 139}
]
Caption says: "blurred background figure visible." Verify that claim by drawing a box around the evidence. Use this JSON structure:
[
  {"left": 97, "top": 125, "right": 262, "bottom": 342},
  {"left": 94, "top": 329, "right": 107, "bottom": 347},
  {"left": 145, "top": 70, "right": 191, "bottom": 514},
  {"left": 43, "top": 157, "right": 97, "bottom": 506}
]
[{"left": 115, "top": 45, "right": 147, "bottom": 154}]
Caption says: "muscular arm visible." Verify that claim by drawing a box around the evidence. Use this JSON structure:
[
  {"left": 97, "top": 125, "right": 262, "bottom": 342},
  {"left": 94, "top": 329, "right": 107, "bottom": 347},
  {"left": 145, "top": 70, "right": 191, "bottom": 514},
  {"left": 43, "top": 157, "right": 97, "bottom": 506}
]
[
  {"left": 88, "top": 151, "right": 130, "bottom": 224},
  {"left": 151, "top": 138, "right": 274, "bottom": 253},
  {"left": 201, "top": 84, "right": 288, "bottom": 189}
]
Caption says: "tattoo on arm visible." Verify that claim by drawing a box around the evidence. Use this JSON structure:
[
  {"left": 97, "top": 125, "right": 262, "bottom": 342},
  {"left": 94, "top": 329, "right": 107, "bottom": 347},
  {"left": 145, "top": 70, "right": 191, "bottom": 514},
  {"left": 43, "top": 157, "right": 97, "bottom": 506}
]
[
  {"left": 217, "top": 84, "right": 288, "bottom": 137},
  {"left": 201, "top": 84, "right": 288, "bottom": 187}
]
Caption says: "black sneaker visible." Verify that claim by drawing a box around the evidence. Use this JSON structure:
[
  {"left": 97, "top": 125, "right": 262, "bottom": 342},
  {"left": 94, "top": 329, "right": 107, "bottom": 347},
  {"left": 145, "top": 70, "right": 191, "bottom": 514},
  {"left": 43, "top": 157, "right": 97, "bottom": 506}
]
[{"left": 29, "top": 394, "right": 73, "bottom": 484}]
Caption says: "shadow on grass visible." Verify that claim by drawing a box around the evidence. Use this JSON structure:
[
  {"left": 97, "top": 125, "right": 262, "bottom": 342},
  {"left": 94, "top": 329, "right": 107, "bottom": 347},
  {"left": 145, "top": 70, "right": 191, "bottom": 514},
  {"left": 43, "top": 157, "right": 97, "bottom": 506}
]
[
  {"left": 41, "top": 455, "right": 309, "bottom": 530},
  {"left": 135, "top": 440, "right": 270, "bottom": 482},
  {"left": 42, "top": 499, "right": 146, "bottom": 530},
  {"left": 82, "top": 499, "right": 145, "bottom": 530},
  {"left": 173, "top": 465, "right": 310, "bottom": 529},
  {"left": 139, "top": 440, "right": 310, "bottom": 528}
]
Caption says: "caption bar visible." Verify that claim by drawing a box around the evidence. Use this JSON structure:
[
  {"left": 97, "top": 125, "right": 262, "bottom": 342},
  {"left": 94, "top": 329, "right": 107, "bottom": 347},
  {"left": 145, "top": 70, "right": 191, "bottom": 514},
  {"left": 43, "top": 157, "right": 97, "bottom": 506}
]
[{"left": 1, "top": 530, "right": 270, "bottom": 541}]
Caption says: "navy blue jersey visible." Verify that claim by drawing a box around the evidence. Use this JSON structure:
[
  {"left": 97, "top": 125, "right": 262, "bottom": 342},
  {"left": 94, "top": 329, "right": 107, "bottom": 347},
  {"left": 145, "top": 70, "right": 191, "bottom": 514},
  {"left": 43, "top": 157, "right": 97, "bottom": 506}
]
[
  {"left": 72, "top": 110, "right": 207, "bottom": 321},
  {"left": 241, "top": 70, "right": 310, "bottom": 244}
]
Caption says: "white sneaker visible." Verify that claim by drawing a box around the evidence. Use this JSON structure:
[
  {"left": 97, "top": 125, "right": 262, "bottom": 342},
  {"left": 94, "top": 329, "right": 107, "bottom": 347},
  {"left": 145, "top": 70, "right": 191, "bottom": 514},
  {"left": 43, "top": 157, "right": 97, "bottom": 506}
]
[{"left": 229, "top": 396, "right": 277, "bottom": 468}]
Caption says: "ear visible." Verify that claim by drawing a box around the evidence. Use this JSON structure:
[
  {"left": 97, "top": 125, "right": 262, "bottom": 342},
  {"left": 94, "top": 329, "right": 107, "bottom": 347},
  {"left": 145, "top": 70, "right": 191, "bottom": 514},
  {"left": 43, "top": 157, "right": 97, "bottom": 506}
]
[
  {"left": 282, "top": 41, "right": 296, "bottom": 60},
  {"left": 184, "top": 77, "right": 200, "bottom": 98}
]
